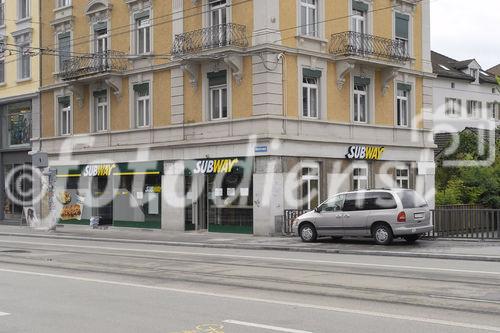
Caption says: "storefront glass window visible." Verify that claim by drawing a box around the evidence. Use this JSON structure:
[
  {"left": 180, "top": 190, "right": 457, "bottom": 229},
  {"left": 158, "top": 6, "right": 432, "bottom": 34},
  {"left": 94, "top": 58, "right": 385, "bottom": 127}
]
[
  {"left": 396, "top": 167, "right": 410, "bottom": 189},
  {"left": 353, "top": 166, "right": 368, "bottom": 190},
  {"left": 7, "top": 101, "right": 31, "bottom": 146}
]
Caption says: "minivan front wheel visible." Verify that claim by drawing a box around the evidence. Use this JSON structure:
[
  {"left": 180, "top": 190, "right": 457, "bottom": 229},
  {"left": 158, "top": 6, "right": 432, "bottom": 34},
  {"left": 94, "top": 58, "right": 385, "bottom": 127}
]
[
  {"left": 372, "top": 224, "right": 393, "bottom": 245},
  {"left": 299, "top": 223, "right": 317, "bottom": 243}
]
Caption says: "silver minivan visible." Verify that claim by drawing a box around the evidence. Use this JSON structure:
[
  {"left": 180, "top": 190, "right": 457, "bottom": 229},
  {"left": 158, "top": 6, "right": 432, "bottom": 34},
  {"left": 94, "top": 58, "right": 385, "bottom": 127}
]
[{"left": 292, "top": 189, "right": 433, "bottom": 245}]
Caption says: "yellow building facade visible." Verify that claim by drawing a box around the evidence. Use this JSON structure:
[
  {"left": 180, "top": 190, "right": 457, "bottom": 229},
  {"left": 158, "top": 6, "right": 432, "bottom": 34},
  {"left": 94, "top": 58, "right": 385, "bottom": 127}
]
[
  {"left": 37, "top": 0, "right": 435, "bottom": 235},
  {"left": 0, "top": 0, "right": 40, "bottom": 220}
]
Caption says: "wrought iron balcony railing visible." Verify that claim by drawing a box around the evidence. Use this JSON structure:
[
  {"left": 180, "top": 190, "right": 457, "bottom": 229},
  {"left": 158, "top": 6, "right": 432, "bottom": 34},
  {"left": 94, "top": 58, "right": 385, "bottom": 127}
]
[
  {"left": 329, "top": 31, "right": 411, "bottom": 63},
  {"left": 172, "top": 23, "right": 248, "bottom": 57},
  {"left": 59, "top": 50, "right": 128, "bottom": 81}
]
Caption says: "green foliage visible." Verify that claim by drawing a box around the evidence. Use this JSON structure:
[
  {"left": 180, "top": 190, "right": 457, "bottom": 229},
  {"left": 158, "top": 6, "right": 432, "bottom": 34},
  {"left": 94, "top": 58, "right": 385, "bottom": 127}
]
[{"left": 436, "top": 129, "right": 500, "bottom": 208}]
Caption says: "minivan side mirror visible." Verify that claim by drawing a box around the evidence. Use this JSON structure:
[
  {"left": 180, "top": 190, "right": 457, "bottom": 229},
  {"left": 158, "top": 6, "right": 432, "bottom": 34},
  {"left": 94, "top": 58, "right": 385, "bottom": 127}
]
[{"left": 314, "top": 206, "right": 321, "bottom": 213}]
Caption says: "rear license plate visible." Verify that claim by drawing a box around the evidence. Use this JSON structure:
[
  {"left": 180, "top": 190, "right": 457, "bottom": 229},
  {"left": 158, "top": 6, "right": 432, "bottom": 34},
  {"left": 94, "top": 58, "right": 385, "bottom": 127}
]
[{"left": 414, "top": 213, "right": 425, "bottom": 219}]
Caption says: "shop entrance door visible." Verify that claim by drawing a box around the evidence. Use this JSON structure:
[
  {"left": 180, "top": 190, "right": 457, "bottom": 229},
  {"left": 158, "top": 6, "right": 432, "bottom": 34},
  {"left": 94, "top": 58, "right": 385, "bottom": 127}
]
[
  {"left": 190, "top": 175, "right": 208, "bottom": 231},
  {"left": 91, "top": 176, "right": 113, "bottom": 225}
]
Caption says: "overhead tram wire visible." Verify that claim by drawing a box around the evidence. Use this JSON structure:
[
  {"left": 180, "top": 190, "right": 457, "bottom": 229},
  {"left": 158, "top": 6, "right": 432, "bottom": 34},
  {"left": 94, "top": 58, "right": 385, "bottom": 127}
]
[{"left": 0, "top": 0, "right": 425, "bottom": 89}]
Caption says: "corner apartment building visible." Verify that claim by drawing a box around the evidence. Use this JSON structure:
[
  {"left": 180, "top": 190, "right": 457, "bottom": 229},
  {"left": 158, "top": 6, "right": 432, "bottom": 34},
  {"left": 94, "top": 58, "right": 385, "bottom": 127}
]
[
  {"left": 0, "top": 0, "right": 40, "bottom": 221},
  {"left": 37, "top": 0, "right": 435, "bottom": 235},
  {"left": 431, "top": 51, "right": 500, "bottom": 133}
]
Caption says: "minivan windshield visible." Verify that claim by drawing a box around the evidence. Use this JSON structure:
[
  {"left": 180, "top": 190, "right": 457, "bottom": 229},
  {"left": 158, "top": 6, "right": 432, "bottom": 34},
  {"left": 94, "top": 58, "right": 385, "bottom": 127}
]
[{"left": 395, "top": 190, "right": 428, "bottom": 209}]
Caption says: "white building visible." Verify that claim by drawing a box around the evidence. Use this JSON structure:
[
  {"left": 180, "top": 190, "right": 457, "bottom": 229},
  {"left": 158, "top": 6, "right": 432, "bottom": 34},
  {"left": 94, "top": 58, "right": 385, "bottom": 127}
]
[{"left": 432, "top": 51, "right": 500, "bottom": 134}]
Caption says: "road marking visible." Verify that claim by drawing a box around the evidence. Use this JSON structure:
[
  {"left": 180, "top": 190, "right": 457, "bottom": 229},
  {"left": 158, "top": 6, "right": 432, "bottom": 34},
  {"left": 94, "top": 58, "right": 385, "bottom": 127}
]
[
  {"left": 223, "top": 320, "right": 312, "bottom": 333},
  {"left": 1, "top": 268, "right": 500, "bottom": 332},
  {"left": 1, "top": 239, "right": 500, "bottom": 276},
  {"left": 0, "top": 312, "right": 10, "bottom": 317}
]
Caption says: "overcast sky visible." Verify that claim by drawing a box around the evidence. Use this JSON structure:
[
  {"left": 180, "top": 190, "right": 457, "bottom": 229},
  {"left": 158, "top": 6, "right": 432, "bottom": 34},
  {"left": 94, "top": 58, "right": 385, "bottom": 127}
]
[{"left": 431, "top": 0, "right": 499, "bottom": 70}]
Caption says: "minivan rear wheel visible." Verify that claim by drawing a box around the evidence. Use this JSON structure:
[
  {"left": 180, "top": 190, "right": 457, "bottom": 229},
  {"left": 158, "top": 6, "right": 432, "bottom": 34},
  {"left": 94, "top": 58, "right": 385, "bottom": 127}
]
[
  {"left": 299, "top": 223, "right": 317, "bottom": 243},
  {"left": 372, "top": 224, "right": 393, "bottom": 245}
]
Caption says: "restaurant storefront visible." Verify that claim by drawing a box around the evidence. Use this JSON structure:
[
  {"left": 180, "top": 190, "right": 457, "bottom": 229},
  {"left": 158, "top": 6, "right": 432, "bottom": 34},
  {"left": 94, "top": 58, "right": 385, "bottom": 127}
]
[
  {"left": 184, "top": 157, "right": 254, "bottom": 234},
  {"left": 54, "top": 162, "right": 163, "bottom": 229}
]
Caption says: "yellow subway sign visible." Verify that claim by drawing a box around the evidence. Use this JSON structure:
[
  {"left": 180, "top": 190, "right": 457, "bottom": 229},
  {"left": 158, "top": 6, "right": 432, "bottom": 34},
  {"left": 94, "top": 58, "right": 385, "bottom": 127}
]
[{"left": 346, "top": 146, "right": 385, "bottom": 160}]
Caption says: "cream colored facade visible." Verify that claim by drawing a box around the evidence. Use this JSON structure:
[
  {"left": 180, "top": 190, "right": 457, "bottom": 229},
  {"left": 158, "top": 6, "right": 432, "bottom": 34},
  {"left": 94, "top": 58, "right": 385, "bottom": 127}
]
[
  {"left": 0, "top": 0, "right": 40, "bottom": 220},
  {"left": 37, "top": 0, "right": 435, "bottom": 235}
]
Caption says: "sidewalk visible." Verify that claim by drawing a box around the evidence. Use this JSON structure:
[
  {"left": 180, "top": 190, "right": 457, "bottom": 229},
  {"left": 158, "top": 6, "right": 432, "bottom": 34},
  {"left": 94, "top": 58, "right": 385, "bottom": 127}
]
[{"left": 0, "top": 224, "right": 500, "bottom": 262}]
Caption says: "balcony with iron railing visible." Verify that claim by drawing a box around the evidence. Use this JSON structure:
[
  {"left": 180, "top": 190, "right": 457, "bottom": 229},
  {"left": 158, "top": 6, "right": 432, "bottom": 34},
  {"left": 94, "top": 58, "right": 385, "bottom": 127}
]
[
  {"left": 329, "top": 31, "right": 411, "bottom": 64},
  {"left": 59, "top": 50, "right": 128, "bottom": 81},
  {"left": 172, "top": 23, "right": 248, "bottom": 57}
]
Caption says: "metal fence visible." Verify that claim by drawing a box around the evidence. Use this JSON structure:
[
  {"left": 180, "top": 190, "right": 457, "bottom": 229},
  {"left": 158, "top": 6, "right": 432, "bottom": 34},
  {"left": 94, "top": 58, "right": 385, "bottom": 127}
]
[
  {"left": 428, "top": 209, "right": 500, "bottom": 240},
  {"left": 282, "top": 208, "right": 500, "bottom": 239},
  {"left": 59, "top": 50, "right": 128, "bottom": 81}
]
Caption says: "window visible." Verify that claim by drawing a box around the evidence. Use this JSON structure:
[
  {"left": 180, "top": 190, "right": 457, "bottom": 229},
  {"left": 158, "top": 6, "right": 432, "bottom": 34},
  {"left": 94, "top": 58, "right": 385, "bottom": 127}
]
[
  {"left": 353, "top": 166, "right": 368, "bottom": 190},
  {"left": 396, "top": 167, "right": 409, "bottom": 189},
  {"left": 445, "top": 97, "right": 461, "bottom": 116},
  {"left": 302, "top": 69, "right": 320, "bottom": 118},
  {"left": 451, "top": 82, "right": 455, "bottom": 89},
  {"left": 18, "top": 44, "right": 31, "bottom": 79},
  {"left": 301, "top": 165, "right": 320, "bottom": 210},
  {"left": 58, "top": 32, "right": 71, "bottom": 71},
  {"left": 470, "top": 68, "right": 479, "bottom": 81},
  {"left": 466, "top": 100, "right": 481, "bottom": 118},
  {"left": 354, "top": 77, "right": 369, "bottom": 123},
  {"left": 7, "top": 101, "right": 31, "bottom": 146},
  {"left": 395, "top": 190, "right": 428, "bottom": 209},
  {"left": 343, "top": 192, "right": 397, "bottom": 212},
  {"left": 396, "top": 83, "right": 411, "bottom": 127},
  {"left": 351, "top": 1, "right": 367, "bottom": 34},
  {"left": 94, "top": 23, "right": 108, "bottom": 68},
  {"left": 300, "top": 0, "right": 318, "bottom": 37},
  {"left": 487, "top": 102, "right": 500, "bottom": 120},
  {"left": 93, "top": 90, "right": 108, "bottom": 132},
  {"left": 0, "top": 40, "right": 4, "bottom": 83},
  {"left": 58, "top": 96, "right": 72, "bottom": 136},
  {"left": 0, "top": 1, "right": 5, "bottom": 26},
  {"left": 208, "top": 70, "right": 228, "bottom": 120},
  {"left": 133, "top": 82, "right": 151, "bottom": 128},
  {"left": 18, "top": 0, "right": 30, "bottom": 19},
  {"left": 319, "top": 195, "right": 345, "bottom": 212},
  {"left": 135, "top": 12, "right": 151, "bottom": 54},
  {"left": 395, "top": 12, "right": 410, "bottom": 54},
  {"left": 57, "top": 0, "right": 71, "bottom": 8},
  {"left": 209, "top": 0, "right": 228, "bottom": 46}
]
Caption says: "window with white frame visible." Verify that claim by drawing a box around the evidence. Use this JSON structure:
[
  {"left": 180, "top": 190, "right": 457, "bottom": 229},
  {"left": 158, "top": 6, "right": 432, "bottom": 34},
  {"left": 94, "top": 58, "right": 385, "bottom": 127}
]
[
  {"left": 18, "top": 43, "right": 31, "bottom": 80},
  {"left": 466, "top": 100, "right": 481, "bottom": 118},
  {"left": 58, "top": 96, "right": 72, "bottom": 136},
  {"left": 395, "top": 167, "right": 410, "bottom": 189},
  {"left": 93, "top": 90, "right": 108, "bottom": 132},
  {"left": 396, "top": 83, "right": 411, "bottom": 127},
  {"left": 487, "top": 102, "right": 500, "bottom": 120},
  {"left": 353, "top": 77, "right": 369, "bottom": 123},
  {"left": 300, "top": 0, "right": 318, "bottom": 37},
  {"left": 135, "top": 11, "right": 151, "bottom": 55},
  {"left": 133, "top": 82, "right": 151, "bottom": 128},
  {"left": 58, "top": 31, "right": 71, "bottom": 71},
  {"left": 351, "top": 1, "right": 367, "bottom": 34},
  {"left": 0, "top": 40, "right": 4, "bottom": 83},
  {"left": 302, "top": 69, "right": 320, "bottom": 118},
  {"left": 353, "top": 165, "right": 368, "bottom": 190},
  {"left": 445, "top": 97, "right": 461, "bottom": 116},
  {"left": 301, "top": 164, "right": 320, "bottom": 210},
  {"left": 470, "top": 68, "right": 479, "bottom": 82},
  {"left": 395, "top": 12, "right": 410, "bottom": 54},
  {"left": 208, "top": 70, "right": 228, "bottom": 120},
  {"left": 57, "top": 0, "right": 71, "bottom": 8},
  {"left": 18, "top": 0, "right": 30, "bottom": 19},
  {"left": 209, "top": 0, "right": 228, "bottom": 46}
]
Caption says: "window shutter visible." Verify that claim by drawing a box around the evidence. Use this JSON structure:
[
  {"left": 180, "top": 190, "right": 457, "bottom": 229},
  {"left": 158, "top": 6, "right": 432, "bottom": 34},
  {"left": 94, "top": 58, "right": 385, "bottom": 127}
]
[
  {"left": 303, "top": 68, "right": 322, "bottom": 79},
  {"left": 395, "top": 13, "right": 410, "bottom": 39},
  {"left": 134, "top": 10, "right": 149, "bottom": 21},
  {"left": 93, "top": 90, "right": 107, "bottom": 98},
  {"left": 93, "top": 22, "right": 107, "bottom": 32},
  {"left": 352, "top": 1, "right": 368, "bottom": 12},
  {"left": 207, "top": 70, "right": 227, "bottom": 86},
  {"left": 354, "top": 76, "right": 370, "bottom": 86},
  {"left": 58, "top": 96, "right": 71, "bottom": 106},
  {"left": 397, "top": 83, "right": 411, "bottom": 92},
  {"left": 133, "top": 83, "right": 150, "bottom": 96}
]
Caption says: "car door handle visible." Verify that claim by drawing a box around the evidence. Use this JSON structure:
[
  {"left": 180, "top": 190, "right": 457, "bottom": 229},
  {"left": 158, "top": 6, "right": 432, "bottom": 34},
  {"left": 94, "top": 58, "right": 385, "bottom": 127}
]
[
  {"left": 343, "top": 214, "right": 350, "bottom": 218},
  {"left": 335, "top": 214, "right": 343, "bottom": 219}
]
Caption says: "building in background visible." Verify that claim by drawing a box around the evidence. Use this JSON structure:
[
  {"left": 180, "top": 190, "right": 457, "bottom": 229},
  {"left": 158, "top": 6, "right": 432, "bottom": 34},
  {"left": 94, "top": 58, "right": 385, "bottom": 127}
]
[
  {"left": 0, "top": 0, "right": 40, "bottom": 222},
  {"left": 488, "top": 64, "right": 500, "bottom": 77},
  {"left": 36, "top": 0, "right": 435, "bottom": 235},
  {"left": 431, "top": 51, "right": 500, "bottom": 134}
]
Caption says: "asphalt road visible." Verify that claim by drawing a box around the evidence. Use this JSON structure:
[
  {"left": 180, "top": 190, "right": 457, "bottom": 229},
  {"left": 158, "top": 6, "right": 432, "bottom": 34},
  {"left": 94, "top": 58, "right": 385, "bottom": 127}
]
[{"left": 1, "top": 235, "right": 500, "bottom": 333}]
